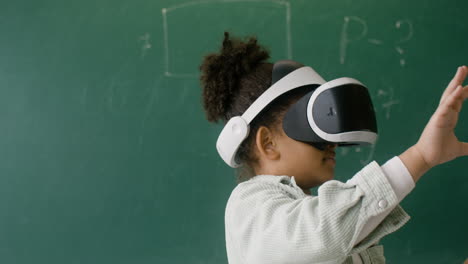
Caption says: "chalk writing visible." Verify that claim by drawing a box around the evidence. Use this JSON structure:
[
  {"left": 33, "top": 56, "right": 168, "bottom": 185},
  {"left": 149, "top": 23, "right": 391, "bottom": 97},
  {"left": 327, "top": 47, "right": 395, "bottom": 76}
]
[
  {"left": 340, "top": 16, "right": 414, "bottom": 67},
  {"left": 395, "top": 19, "right": 414, "bottom": 67},
  {"left": 340, "top": 147, "right": 350, "bottom": 156},
  {"left": 162, "top": 0, "right": 291, "bottom": 78},
  {"left": 368, "top": 38, "right": 383, "bottom": 45},
  {"left": 139, "top": 33, "right": 152, "bottom": 59},
  {"left": 360, "top": 144, "right": 376, "bottom": 166},
  {"left": 340, "top": 16, "right": 368, "bottom": 65},
  {"left": 377, "top": 86, "right": 400, "bottom": 120}
]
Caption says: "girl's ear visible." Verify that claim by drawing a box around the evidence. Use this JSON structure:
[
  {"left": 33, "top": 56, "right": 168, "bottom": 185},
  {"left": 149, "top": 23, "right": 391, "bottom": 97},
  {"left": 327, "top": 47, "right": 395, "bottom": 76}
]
[{"left": 255, "top": 126, "right": 280, "bottom": 162}]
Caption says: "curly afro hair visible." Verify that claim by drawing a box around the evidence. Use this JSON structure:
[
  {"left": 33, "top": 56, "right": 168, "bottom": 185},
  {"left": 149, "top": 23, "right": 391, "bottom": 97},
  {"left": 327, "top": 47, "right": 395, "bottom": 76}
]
[
  {"left": 200, "top": 32, "right": 309, "bottom": 181},
  {"left": 200, "top": 32, "right": 271, "bottom": 123}
]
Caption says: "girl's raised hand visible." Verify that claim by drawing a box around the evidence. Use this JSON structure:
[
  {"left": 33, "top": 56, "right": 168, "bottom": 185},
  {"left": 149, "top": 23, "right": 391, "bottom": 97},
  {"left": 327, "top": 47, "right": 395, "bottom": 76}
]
[{"left": 414, "top": 66, "right": 468, "bottom": 169}]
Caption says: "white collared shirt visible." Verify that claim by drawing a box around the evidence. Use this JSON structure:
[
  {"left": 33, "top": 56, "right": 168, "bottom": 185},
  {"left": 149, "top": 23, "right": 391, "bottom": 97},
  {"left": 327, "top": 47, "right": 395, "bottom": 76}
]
[{"left": 225, "top": 157, "right": 414, "bottom": 264}]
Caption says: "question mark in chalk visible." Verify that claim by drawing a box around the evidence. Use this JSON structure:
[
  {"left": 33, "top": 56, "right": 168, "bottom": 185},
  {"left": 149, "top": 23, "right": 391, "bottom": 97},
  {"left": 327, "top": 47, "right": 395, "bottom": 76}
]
[{"left": 395, "top": 19, "right": 414, "bottom": 67}]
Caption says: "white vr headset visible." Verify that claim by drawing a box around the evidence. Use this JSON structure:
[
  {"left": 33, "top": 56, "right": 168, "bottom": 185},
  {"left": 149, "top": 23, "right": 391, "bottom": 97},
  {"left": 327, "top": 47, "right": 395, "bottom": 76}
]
[{"left": 216, "top": 60, "right": 378, "bottom": 168}]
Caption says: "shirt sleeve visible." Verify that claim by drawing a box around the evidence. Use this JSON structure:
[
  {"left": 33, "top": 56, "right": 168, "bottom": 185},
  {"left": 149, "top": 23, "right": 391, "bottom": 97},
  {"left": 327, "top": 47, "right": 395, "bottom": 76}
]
[
  {"left": 381, "top": 156, "right": 415, "bottom": 202},
  {"left": 350, "top": 156, "right": 415, "bottom": 245},
  {"left": 225, "top": 160, "right": 412, "bottom": 264}
]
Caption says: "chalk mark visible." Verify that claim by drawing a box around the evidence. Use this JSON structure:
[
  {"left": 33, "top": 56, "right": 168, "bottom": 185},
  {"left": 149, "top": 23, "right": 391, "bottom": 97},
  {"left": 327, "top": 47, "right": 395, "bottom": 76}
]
[
  {"left": 395, "top": 19, "right": 413, "bottom": 67},
  {"left": 395, "top": 46, "right": 404, "bottom": 55},
  {"left": 162, "top": 0, "right": 292, "bottom": 77},
  {"left": 360, "top": 144, "right": 376, "bottom": 166},
  {"left": 139, "top": 33, "right": 152, "bottom": 59},
  {"left": 368, "top": 38, "right": 383, "bottom": 45},
  {"left": 395, "top": 19, "right": 414, "bottom": 44},
  {"left": 340, "top": 147, "right": 350, "bottom": 156},
  {"left": 340, "top": 16, "right": 368, "bottom": 64},
  {"left": 380, "top": 86, "right": 400, "bottom": 120},
  {"left": 382, "top": 99, "right": 400, "bottom": 119},
  {"left": 377, "top": 89, "right": 387, "bottom": 97}
]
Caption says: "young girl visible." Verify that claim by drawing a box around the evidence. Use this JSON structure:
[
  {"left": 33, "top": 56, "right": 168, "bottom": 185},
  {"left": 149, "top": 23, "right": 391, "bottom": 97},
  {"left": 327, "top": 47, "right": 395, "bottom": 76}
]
[{"left": 199, "top": 32, "right": 468, "bottom": 264}]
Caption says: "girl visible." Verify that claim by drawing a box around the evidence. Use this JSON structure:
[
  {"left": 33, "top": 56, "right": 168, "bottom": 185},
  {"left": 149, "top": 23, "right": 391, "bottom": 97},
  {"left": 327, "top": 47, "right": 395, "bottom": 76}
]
[{"left": 199, "top": 32, "right": 468, "bottom": 264}]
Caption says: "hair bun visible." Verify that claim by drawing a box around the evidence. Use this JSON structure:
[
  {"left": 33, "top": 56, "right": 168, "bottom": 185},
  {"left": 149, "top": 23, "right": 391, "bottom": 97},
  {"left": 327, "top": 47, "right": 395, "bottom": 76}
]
[{"left": 200, "top": 32, "right": 270, "bottom": 123}]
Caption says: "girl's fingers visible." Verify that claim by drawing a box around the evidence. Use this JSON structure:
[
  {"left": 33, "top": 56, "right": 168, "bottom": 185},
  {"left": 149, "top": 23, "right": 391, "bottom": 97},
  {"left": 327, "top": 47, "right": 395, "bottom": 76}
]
[
  {"left": 434, "top": 86, "right": 464, "bottom": 128},
  {"left": 449, "top": 66, "right": 467, "bottom": 91},
  {"left": 440, "top": 85, "right": 464, "bottom": 115},
  {"left": 446, "top": 85, "right": 468, "bottom": 113},
  {"left": 440, "top": 66, "right": 468, "bottom": 105}
]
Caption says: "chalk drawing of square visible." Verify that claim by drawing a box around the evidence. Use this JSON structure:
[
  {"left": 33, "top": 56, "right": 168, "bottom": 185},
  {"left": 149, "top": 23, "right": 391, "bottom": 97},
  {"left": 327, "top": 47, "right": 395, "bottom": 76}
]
[{"left": 162, "top": 0, "right": 291, "bottom": 78}]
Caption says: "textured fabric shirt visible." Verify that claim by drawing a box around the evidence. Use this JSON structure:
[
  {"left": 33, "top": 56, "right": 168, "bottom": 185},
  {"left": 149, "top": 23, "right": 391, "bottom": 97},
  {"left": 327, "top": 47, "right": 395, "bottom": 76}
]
[{"left": 225, "top": 157, "right": 415, "bottom": 264}]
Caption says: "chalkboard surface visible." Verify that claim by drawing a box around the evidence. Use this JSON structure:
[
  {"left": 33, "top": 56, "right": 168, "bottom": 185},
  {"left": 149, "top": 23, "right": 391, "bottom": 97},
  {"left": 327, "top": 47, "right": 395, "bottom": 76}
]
[{"left": 0, "top": 0, "right": 467, "bottom": 263}]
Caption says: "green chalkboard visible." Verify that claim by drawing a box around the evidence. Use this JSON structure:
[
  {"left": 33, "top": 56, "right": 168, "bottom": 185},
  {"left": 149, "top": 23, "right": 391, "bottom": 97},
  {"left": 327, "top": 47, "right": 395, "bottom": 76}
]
[{"left": 0, "top": 0, "right": 466, "bottom": 263}]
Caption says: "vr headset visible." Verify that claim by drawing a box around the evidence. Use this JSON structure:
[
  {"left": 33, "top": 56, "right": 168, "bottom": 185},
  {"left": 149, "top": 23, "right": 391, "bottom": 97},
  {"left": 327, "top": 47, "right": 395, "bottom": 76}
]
[{"left": 216, "top": 60, "right": 378, "bottom": 168}]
